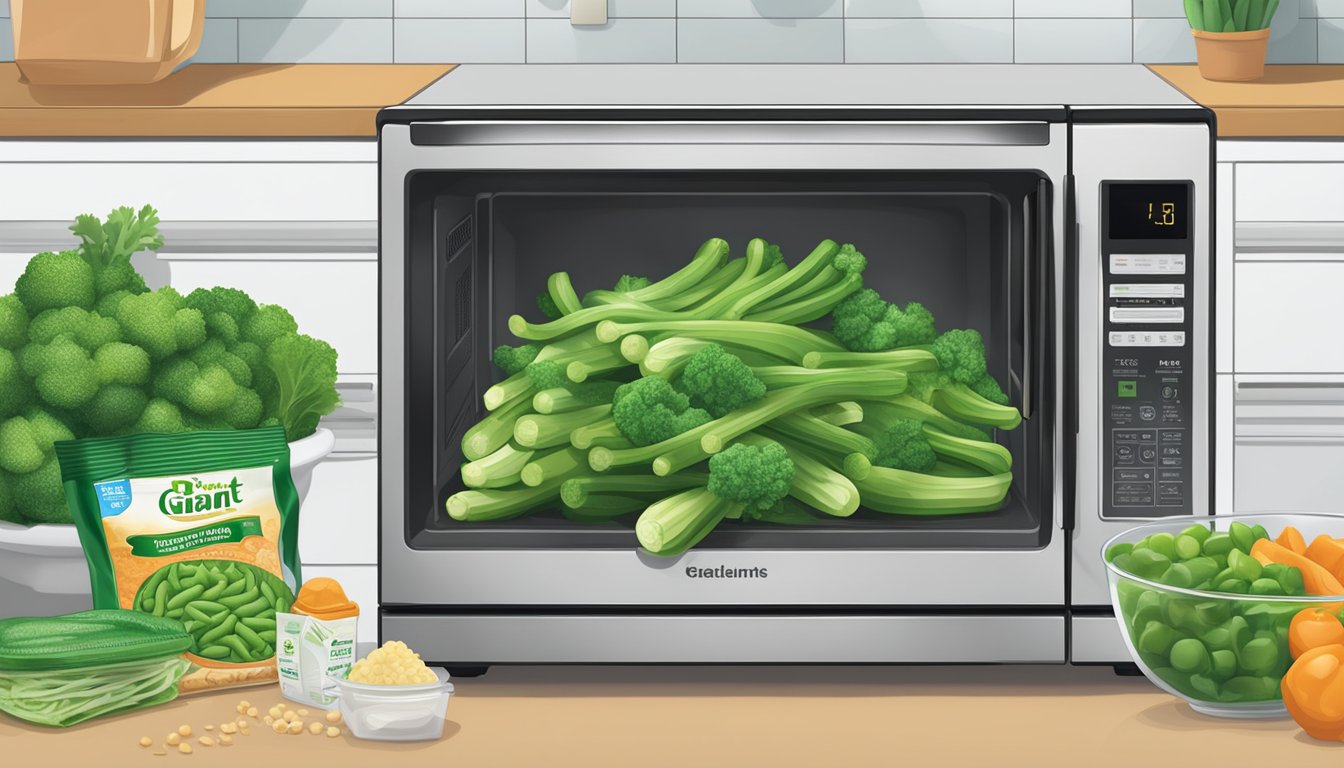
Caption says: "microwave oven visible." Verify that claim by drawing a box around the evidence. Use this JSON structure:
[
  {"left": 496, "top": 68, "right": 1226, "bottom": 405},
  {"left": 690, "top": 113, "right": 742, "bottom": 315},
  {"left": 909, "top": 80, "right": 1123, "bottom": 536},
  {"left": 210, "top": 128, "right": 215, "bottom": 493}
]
[{"left": 377, "top": 65, "right": 1213, "bottom": 672}]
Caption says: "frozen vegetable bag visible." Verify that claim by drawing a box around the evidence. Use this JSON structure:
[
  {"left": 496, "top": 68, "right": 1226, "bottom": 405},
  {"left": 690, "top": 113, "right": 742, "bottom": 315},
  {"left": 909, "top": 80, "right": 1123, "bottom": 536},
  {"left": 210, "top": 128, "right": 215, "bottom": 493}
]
[{"left": 59, "top": 425, "right": 301, "bottom": 693}]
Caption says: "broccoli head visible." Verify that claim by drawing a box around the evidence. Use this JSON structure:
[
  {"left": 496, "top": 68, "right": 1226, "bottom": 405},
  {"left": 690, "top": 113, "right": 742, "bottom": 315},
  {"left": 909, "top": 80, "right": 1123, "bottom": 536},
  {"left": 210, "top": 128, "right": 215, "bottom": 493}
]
[
  {"left": 707, "top": 440, "right": 795, "bottom": 513},
  {"left": 612, "top": 376, "right": 712, "bottom": 447},
  {"left": 93, "top": 342, "right": 152, "bottom": 386},
  {"left": 0, "top": 410, "right": 74, "bottom": 476},
  {"left": 186, "top": 287, "right": 258, "bottom": 344},
  {"left": 190, "top": 339, "right": 253, "bottom": 388},
  {"left": 492, "top": 344, "right": 542, "bottom": 376},
  {"left": 0, "top": 348, "right": 31, "bottom": 419},
  {"left": 15, "top": 250, "right": 96, "bottom": 314},
  {"left": 872, "top": 419, "right": 937, "bottom": 473},
  {"left": 112, "top": 287, "right": 207, "bottom": 360},
  {"left": 92, "top": 262, "right": 148, "bottom": 298},
  {"left": 930, "top": 329, "right": 1010, "bottom": 405},
  {"left": 831, "top": 288, "right": 937, "bottom": 352},
  {"left": 832, "top": 243, "right": 868, "bottom": 275},
  {"left": 240, "top": 304, "right": 298, "bottom": 351},
  {"left": 81, "top": 385, "right": 149, "bottom": 434},
  {"left": 154, "top": 357, "right": 239, "bottom": 416},
  {"left": 265, "top": 333, "right": 340, "bottom": 441},
  {"left": 10, "top": 456, "right": 69, "bottom": 524},
  {"left": 27, "top": 307, "right": 120, "bottom": 350},
  {"left": 536, "top": 292, "right": 562, "bottom": 321},
  {"left": 524, "top": 360, "right": 568, "bottom": 392},
  {"left": 21, "top": 336, "right": 100, "bottom": 410},
  {"left": 0, "top": 472, "right": 17, "bottom": 525},
  {"left": 678, "top": 344, "right": 766, "bottom": 418},
  {"left": 219, "top": 387, "right": 263, "bottom": 430},
  {"left": 134, "top": 398, "right": 189, "bottom": 434},
  {"left": 613, "top": 275, "right": 651, "bottom": 293},
  {"left": 0, "top": 295, "right": 29, "bottom": 349}
]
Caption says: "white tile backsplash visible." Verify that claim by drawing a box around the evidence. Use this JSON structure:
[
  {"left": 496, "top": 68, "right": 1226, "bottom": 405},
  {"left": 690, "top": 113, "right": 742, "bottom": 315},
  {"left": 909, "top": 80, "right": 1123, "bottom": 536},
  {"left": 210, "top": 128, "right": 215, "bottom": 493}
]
[
  {"left": 678, "top": 18, "right": 844, "bottom": 62},
  {"left": 529, "top": 18, "right": 676, "bottom": 61},
  {"left": 1015, "top": 18, "right": 1132, "bottom": 62},
  {"left": 679, "top": 0, "right": 842, "bottom": 17},
  {"left": 397, "top": 0, "right": 526, "bottom": 16},
  {"left": 845, "top": 0, "right": 1013, "bottom": 17},
  {"left": 1132, "top": 17, "right": 1195, "bottom": 62},
  {"left": 396, "top": 18, "right": 526, "bottom": 61},
  {"left": 526, "top": 0, "right": 676, "bottom": 17},
  {"left": 1017, "top": 0, "right": 1131, "bottom": 17},
  {"left": 846, "top": 18, "right": 1013, "bottom": 61},
  {"left": 0, "top": 0, "right": 1331, "bottom": 66},
  {"left": 239, "top": 18, "right": 393, "bottom": 62}
]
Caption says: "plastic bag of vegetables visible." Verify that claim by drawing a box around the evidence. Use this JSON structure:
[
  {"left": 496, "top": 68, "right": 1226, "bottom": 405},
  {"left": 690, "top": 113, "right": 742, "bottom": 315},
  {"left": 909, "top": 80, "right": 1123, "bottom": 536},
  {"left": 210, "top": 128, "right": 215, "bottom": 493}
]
[
  {"left": 0, "top": 205, "right": 341, "bottom": 526},
  {"left": 0, "top": 610, "right": 192, "bottom": 726}
]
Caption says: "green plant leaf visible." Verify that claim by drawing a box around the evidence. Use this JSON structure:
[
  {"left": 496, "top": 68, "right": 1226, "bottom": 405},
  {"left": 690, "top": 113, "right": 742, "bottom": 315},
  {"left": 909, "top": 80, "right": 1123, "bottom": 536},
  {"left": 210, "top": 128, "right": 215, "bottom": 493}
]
[
  {"left": 1203, "top": 0, "right": 1224, "bottom": 32},
  {"left": 1232, "top": 0, "right": 1250, "bottom": 31},
  {"left": 1219, "top": 0, "right": 1235, "bottom": 30},
  {"left": 1262, "top": 0, "right": 1279, "bottom": 29},
  {"left": 1248, "top": 0, "right": 1267, "bottom": 30},
  {"left": 1223, "top": 17, "right": 1235, "bottom": 32},
  {"left": 1185, "top": 0, "right": 1205, "bottom": 30}
]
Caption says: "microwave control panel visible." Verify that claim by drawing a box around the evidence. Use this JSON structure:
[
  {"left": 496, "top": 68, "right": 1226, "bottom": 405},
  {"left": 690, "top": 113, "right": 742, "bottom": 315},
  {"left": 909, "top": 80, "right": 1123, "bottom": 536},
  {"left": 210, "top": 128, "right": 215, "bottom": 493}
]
[{"left": 1100, "top": 181, "right": 1195, "bottom": 519}]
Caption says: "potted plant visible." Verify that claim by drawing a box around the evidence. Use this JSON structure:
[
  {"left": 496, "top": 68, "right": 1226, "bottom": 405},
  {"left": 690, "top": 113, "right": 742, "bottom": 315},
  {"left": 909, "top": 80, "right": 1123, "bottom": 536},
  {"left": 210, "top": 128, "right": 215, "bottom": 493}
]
[{"left": 1184, "top": 0, "right": 1280, "bottom": 81}]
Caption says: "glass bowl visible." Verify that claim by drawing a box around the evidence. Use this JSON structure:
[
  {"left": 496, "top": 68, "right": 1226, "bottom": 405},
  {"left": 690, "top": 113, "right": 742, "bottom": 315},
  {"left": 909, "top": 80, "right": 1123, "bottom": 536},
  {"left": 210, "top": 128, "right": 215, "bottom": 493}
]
[
  {"left": 1103, "top": 512, "right": 1344, "bottom": 719},
  {"left": 329, "top": 668, "right": 454, "bottom": 741}
]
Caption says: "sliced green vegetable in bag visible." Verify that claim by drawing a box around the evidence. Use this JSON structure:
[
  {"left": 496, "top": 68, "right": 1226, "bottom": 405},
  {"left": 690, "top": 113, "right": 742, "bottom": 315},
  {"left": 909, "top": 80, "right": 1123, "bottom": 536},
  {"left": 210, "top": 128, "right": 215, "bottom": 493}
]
[{"left": 0, "top": 609, "right": 191, "bottom": 726}]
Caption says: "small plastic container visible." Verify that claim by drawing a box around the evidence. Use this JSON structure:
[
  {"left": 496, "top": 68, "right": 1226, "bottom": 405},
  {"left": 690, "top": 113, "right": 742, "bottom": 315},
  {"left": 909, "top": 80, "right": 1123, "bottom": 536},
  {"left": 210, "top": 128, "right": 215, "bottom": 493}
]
[{"left": 329, "top": 668, "right": 454, "bottom": 741}]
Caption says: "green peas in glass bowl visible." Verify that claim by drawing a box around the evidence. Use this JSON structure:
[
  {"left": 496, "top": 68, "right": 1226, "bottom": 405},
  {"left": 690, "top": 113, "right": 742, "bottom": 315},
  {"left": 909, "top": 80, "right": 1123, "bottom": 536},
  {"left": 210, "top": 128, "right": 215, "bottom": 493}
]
[{"left": 1103, "top": 513, "right": 1344, "bottom": 719}]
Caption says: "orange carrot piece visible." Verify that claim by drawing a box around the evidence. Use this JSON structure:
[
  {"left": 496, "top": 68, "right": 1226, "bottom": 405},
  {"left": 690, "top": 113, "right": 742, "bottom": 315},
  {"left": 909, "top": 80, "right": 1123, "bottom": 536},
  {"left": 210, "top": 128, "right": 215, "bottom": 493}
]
[
  {"left": 1307, "top": 535, "right": 1344, "bottom": 583},
  {"left": 1252, "top": 538, "right": 1344, "bottom": 596},
  {"left": 1278, "top": 526, "right": 1308, "bottom": 555}
]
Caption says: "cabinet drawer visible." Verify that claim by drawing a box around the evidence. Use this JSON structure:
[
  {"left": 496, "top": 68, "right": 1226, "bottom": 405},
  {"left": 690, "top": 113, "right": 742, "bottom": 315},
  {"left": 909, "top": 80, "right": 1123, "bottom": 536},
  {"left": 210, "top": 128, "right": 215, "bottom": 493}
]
[
  {"left": 161, "top": 254, "right": 377, "bottom": 374},
  {"left": 0, "top": 163, "right": 375, "bottom": 222},
  {"left": 1234, "top": 378, "right": 1344, "bottom": 513},
  {"left": 1237, "top": 164, "right": 1344, "bottom": 222},
  {"left": 1235, "top": 261, "right": 1344, "bottom": 373},
  {"left": 299, "top": 453, "right": 377, "bottom": 566}
]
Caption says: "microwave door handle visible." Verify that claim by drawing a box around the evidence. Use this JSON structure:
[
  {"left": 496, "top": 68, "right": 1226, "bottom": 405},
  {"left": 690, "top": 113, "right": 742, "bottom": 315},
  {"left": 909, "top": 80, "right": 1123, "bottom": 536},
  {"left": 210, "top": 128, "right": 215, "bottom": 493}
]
[{"left": 1021, "top": 178, "right": 1051, "bottom": 421}]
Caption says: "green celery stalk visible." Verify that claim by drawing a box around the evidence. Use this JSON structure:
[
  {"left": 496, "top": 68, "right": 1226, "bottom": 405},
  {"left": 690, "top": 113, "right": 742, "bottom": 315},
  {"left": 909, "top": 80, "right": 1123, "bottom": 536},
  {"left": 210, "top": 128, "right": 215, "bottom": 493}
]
[
  {"left": 854, "top": 466, "right": 1013, "bottom": 516},
  {"left": 635, "top": 488, "right": 739, "bottom": 556}
]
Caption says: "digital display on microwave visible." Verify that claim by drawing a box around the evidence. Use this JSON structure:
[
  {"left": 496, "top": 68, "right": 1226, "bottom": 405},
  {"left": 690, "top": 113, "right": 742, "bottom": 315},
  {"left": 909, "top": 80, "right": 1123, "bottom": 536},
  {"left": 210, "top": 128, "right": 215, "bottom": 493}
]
[{"left": 1109, "top": 183, "right": 1189, "bottom": 240}]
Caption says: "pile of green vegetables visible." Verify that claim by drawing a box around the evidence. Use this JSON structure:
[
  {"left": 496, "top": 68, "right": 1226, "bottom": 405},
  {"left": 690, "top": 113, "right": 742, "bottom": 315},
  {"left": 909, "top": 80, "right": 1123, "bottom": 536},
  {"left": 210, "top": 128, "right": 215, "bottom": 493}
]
[
  {"left": 447, "top": 236, "right": 1024, "bottom": 557},
  {"left": 0, "top": 206, "right": 340, "bottom": 526}
]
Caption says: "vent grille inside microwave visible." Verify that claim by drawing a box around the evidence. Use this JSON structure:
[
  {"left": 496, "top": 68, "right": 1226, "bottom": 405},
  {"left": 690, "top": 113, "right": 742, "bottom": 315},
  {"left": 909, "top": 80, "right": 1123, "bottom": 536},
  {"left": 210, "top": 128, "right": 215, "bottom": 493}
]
[
  {"left": 445, "top": 214, "right": 472, "bottom": 261},
  {"left": 454, "top": 267, "right": 472, "bottom": 344}
]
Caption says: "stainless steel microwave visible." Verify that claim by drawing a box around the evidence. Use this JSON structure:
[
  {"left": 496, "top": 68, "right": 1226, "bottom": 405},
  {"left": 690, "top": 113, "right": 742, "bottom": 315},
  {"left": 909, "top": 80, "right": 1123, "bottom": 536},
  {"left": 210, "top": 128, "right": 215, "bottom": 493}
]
[{"left": 377, "top": 64, "right": 1213, "bottom": 672}]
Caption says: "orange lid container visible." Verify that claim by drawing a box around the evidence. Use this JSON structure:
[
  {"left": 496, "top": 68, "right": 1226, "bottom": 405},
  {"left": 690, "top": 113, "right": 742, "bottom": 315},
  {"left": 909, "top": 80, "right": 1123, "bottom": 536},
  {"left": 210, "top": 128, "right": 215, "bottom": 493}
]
[{"left": 291, "top": 578, "right": 360, "bottom": 620}]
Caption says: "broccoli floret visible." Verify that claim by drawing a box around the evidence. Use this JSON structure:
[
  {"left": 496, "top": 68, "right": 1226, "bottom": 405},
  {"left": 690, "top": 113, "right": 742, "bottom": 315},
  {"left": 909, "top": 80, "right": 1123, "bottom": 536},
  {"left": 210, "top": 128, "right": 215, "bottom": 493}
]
[
  {"left": 27, "top": 307, "right": 121, "bottom": 350},
  {"left": 613, "top": 275, "right": 651, "bottom": 293},
  {"left": 93, "top": 262, "right": 148, "bottom": 298},
  {"left": 931, "top": 329, "right": 988, "bottom": 386},
  {"left": 678, "top": 344, "right": 766, "bottom": 418},
  {"left": 10, "top": 456, "right": 69, "bottom": 524},
  {"left": 524, "top": 360, "right": 568, "bottom": 392},
  {"left": 154, "top": 357, "right": 239, "bottom": 416},
  {"left": 21, "top": 336, "right": 100, "bottom": 409},
  {"left": 134, "top": 398, "right": 189, "bottom": 433},
  {"left": 112, "top": 287, "right": 206, "bottom": 360},
  {"left": 94, "top": 290, "right": 133, "bottom": 318},
  {"left": 872, "top": 419, "right": 937, "bottom": 473},
  {"left": 240, "top": 304, "right": 298, "bottom": 350},
  {"left": 186, "top": 287, "right": 258, "bottom": 344},
  {"left": 0, "top": 416, "right": 46, "bottom": 473},
  {"left": 0, "top": 295, "right": 29, "bottom": 349},
  {"left": 492, "top": 344, "right": 542, "bottom": 376},
  {"left": 219, "top": 387, "right": 263, "bottom": 430},
  {"left": 830, "top": 289, "right": 938, "bottom": 352},
  {"left": 190, "top": 339, "right": 253, "bottom": 387},
  {"left": 707, "top": 440, "right": 795, "bottom": 513},
  {"left": 81, "top": 385, "right": 149, "bottom": 433},
  {"left": 93, "top": 342, "right": 151, "bottom": 386},
  {"left": 265, "top": 333, "right": 340, "bottom": 441},
  {"left": 14, "top": 250, "right": 96, "bottom": 314},
  {"left": 536, "top": 292, "right": 562, "bottom": 321},
  {"left": 611, "top": 376, "right": 712, "bottom": 447},
  {"left": 832, "top": 243, "right": 868, "bottom": 275},
  {"left": 0, "top": 348, "right": 31, "bottom": 419}
]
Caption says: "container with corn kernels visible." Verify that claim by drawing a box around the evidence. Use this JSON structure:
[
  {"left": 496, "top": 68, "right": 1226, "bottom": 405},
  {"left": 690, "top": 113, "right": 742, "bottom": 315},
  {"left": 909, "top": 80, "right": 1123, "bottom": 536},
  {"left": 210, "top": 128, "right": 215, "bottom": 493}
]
[{"left": 328, "top": 641, "right": 453, "bottom": 741}]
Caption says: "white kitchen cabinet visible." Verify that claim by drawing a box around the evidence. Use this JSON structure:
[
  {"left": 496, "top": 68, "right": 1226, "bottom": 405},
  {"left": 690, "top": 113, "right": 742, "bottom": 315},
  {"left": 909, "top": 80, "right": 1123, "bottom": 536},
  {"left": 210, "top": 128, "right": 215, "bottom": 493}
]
[
  {"left": 1219, "top": 141, "right": 1344, "bottom": 514},
  {"left": 0, "top": 140, "right": 381, "bottom": 611}
]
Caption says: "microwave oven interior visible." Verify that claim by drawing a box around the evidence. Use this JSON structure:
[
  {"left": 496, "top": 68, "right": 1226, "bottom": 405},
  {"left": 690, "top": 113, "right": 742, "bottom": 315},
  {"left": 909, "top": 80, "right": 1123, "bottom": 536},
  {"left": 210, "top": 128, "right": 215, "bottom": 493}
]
[{"left": 403, "top": 171, "right": 1055, "bottom": 551}]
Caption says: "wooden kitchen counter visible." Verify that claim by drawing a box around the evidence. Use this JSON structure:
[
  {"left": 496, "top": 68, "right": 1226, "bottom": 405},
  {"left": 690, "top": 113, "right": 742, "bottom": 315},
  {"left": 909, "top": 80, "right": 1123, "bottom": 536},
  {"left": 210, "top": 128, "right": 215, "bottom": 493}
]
[
  {"left": 0, "top": 64, "right": 453, "bottom": 138},
  {"left": 1150, "top": 65, "right": 1344, "bottom": 138},
  {"left": 2, "top": 664, "right": 1342, "bottom": 766}
]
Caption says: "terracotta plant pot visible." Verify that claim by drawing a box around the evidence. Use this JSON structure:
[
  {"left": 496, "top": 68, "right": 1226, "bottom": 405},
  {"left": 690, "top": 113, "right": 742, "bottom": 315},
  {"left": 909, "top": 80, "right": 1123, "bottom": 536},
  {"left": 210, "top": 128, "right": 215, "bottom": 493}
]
[
  {"left": 1191, "top": 27, "right": 1271, "bottom": 82},
  {"left": 11, "top": 0, "right": 205, "bottom": 85}
]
